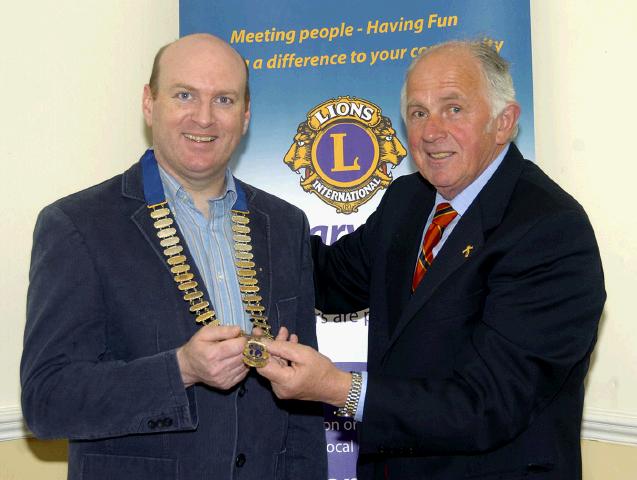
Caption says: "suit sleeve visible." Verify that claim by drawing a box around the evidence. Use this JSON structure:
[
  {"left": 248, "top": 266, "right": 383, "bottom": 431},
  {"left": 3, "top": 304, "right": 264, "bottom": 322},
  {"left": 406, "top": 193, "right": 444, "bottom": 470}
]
[
  {"left": 20, "top": 205, "right": 197, "bottom": 440},
  {"left": 311, "top": 192, "right": 388, "bottom": 314},
  {"left": 359, "top": 208, "right": 605, "bottom": 454},
  {"left": 283, "top": 210, "right": 328, "bottom": 479}
]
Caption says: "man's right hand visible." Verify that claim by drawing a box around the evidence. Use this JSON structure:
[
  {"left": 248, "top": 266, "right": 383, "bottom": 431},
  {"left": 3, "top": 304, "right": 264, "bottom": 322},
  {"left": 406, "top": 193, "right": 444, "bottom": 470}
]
[
  {"left": 256, "top": 328, "right": 352, "bottom": 407},
  {"left": 176, "top": 325, "right": 249, "bottom": 389}
]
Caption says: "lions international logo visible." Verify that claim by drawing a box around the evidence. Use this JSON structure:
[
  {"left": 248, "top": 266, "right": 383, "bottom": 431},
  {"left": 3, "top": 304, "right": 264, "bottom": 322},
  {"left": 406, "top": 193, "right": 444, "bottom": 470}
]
[{"left": 284, "top": 96, "right": 406, "bottom": 214}]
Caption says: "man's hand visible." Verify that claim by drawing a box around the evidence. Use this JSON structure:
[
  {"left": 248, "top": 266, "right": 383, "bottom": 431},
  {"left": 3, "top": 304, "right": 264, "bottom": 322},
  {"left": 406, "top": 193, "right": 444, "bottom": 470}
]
[
  {"left": 256, "top": 327, "right": 352, "bottom": 407},
  {"left": 176, "top": 325, "right": 248, "bottom": 389}
]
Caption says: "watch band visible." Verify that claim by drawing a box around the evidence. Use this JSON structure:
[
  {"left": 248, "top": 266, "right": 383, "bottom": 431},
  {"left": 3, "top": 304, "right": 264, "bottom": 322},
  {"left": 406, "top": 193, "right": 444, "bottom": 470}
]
[{"left": 335, "top": 371, "right": 363, "bottom": 418}]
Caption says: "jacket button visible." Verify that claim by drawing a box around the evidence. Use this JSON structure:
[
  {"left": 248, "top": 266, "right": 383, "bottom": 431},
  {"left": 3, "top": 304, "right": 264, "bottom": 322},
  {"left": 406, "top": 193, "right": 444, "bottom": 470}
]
[
  {"left": 147, "top": 420, "right": 157, "bottom": 429},
  {"left": 162, "top": 417, "right": 173, "bottom": 427},
  {"left": 238, "top": 385, "right": 246, "bottom": 397},
  {"left": 235, "top": 453, "right": 246, "bottom": 467}
]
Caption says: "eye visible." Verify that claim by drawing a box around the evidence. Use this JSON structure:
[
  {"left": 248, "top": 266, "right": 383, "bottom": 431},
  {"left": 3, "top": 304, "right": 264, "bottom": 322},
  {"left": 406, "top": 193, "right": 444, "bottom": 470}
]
[
  {"left": 297, "top": 140, "right": 305, "bottom": 146},
  {"left": 385, "top": 135, "right": 393, "bottom": 141},
  {"left": 175, "top": 91, "right": 192, "bottom": 101},
  {"left": 411, "top": 110, "right": 427, "bottom": 119},
  {"left": 215, "top": 96, "right": 233, "bottom": 105},
  {"left": 450, "top": 106, "right": 461, "bottom": 114}
]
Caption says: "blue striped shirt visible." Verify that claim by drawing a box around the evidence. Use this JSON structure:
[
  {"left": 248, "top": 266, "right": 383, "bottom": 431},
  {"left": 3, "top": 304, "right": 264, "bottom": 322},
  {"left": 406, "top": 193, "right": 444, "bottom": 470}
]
[{"left": 158, "top": 166, "right": 250, "bottom": 332}]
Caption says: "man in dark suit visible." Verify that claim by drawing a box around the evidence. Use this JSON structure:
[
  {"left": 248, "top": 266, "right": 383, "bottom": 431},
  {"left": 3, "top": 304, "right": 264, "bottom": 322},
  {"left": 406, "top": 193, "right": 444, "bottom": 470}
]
[
  {"left": 21, "top": 34, "right": 326, "bottom": 479},
  {"left": 258, "top": 41, "right": 605, "bottom": 479}
]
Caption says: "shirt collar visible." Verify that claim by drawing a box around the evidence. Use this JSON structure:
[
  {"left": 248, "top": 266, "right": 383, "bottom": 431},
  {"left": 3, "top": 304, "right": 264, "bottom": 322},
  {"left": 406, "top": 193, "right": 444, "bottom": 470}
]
[
  {"left": 157, "top": 165, "right": 237, "bottom": 210},
  {"left": 437, "top": 143, "right": 510, "bottom": 216}
]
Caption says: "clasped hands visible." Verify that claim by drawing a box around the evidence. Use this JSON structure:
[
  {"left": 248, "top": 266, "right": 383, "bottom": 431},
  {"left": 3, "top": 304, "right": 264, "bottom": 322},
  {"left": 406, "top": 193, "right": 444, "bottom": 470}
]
[{"left": 176, "top": 325, "right": 350, "bottom": 407}]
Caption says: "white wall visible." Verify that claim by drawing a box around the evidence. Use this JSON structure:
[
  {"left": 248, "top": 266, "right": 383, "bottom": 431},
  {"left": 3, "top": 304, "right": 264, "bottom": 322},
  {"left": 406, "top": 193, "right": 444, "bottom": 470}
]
[
  {"left": 0, "top": 0, "right": 179, "bottom": 415},
  {"left": 531, "top": 0, "right": 637, "bottom": 440},
  {"left": 0, "top": 0, "right": 636, "bottom": 450}
]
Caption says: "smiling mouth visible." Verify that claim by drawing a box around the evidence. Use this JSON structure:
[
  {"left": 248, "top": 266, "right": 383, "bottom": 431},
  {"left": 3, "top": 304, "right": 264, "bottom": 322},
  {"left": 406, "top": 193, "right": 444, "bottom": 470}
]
[
  {"left": 428, "top": 152, "right": 454, "bottom": 159},
  {"left": 184, "top": 133, "right": 217, "bottom": 143}
]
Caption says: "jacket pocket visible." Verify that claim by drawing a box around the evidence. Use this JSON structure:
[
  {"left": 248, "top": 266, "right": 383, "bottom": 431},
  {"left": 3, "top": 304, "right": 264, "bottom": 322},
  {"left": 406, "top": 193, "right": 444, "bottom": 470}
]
[
  {"left": 425, "top": 289, "right": 485, "bottom": 322},
  {"left": 276, "top": 296, "right": 299, "bottom": 331},
  {"left": 273, "top": 448, "right": 287, "bottom": 480},
  {"left": 81, "top": 453, "right": 177, "bottom": 479},
  {"left": 465, "top": 460, "right": 554, "bottom": 478}
]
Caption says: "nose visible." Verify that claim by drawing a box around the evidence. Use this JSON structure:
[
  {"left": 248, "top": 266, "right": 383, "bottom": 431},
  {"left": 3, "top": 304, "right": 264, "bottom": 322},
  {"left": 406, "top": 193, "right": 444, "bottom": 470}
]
[
  {"left": 421, "top": 115, "right": 446, "bottom": 142},
  {"left": 192, "top": 101, "right": 215, "bottom": 127}
]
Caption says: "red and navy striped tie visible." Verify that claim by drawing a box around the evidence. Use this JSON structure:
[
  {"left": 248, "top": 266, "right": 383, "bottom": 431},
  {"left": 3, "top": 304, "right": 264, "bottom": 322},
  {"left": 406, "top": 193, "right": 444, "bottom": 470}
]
[{"left": 412, "top": 202, "right": 458, "bottom": 291}]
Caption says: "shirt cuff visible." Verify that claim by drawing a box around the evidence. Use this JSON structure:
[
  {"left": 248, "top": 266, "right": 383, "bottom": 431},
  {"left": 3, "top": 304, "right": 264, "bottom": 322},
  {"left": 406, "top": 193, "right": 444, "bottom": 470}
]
[{"left": 354, "top": 371, "right": 367, "bottom": 422}]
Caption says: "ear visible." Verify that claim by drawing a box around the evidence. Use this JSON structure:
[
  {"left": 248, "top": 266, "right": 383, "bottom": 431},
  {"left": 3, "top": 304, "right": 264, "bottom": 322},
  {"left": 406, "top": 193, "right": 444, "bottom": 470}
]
[
  {"left": 142, "top": 84, "right": 154, "bottom": 128},
  {"left": 242, "top": 101, "right": 251, "bottom": 135},
  {"left": 494, "top": 102, "right": 521, "bottom": 144}
]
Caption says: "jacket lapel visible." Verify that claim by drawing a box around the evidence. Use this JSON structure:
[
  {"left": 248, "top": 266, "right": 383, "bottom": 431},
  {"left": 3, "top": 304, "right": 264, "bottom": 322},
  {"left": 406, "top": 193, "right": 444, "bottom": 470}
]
[
  {"left": 384, "top": 179, "right": 436, "bottom": 334},
  {"left": 123, "top": 162, "right": 173, "bottom": 274},
  {"left": 368, "top": 175, "right": 435, "bottom": 365},
  {"left": 240, "top": 180, "right": 274, "bottom": 330},
  {"left": 122, "top": 161, "right": 214, "bottom": 337},
  {"left": 390, "top": 204, "right": 486, "bottom": 347}
]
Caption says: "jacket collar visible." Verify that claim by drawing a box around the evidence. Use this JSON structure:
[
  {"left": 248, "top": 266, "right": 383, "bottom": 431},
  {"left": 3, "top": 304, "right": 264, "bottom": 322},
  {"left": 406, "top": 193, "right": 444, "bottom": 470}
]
[{"left": 120, "top": 161, "right": 259, "bottom": 207}]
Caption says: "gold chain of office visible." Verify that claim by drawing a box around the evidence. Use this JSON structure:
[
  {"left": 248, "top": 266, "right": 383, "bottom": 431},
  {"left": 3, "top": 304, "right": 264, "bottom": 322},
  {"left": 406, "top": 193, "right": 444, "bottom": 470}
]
[{"left": 147, "top": 202, "right": 273, "bottom": 340}]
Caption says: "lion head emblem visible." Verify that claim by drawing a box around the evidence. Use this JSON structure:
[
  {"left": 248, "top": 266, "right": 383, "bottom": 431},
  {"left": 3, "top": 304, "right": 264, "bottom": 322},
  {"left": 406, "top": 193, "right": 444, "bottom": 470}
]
[
  {"left": 283, "top": 96, "right": 406, "bottom": 213},
  {"left": 284, "top": 122, "right": 318, "bottom": 191},
  {"left": 372, "top": 117, "right": 407, "bottom": 187}
]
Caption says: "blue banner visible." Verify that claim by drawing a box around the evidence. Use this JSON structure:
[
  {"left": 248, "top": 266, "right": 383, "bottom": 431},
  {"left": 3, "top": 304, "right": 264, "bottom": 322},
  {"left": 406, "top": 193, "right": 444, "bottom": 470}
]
[{"left": 181, "top": 2, "right": 533, "bottom": 477}]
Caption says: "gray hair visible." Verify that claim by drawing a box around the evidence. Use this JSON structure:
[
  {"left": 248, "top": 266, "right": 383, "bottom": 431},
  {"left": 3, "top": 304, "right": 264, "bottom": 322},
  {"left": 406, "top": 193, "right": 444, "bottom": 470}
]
[{"left": 400, "top": 40, "right": 518, "bottom": 139}]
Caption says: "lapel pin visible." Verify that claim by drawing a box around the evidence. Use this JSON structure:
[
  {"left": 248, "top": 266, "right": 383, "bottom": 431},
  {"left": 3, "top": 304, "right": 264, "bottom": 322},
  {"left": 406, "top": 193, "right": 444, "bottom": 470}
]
[{"left": 462, "top": 245, "right": 474, "bottom": 258}]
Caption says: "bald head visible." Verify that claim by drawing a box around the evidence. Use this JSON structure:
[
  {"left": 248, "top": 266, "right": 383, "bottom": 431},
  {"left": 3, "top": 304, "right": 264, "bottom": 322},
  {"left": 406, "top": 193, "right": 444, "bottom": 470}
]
[{"left": 148, "top": 33, "right": 250, "bottom": 106}]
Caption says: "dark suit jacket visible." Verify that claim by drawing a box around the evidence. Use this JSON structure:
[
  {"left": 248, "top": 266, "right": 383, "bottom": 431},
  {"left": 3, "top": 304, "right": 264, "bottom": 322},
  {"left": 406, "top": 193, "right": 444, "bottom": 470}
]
[
  {"left": 312, "top": 144, "right": 605, "bottom": 479},
  {"left": 21, "top": 160, "right": 327, "bottom": 480}
]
